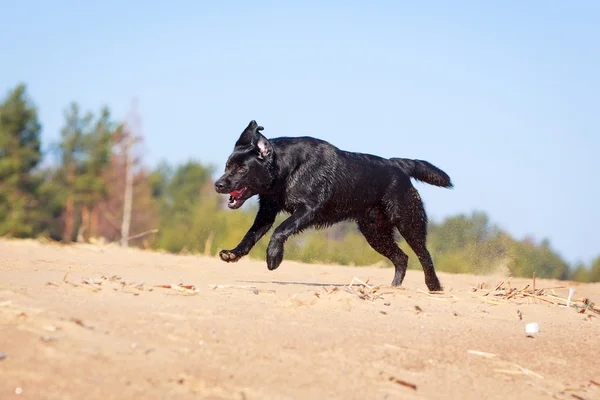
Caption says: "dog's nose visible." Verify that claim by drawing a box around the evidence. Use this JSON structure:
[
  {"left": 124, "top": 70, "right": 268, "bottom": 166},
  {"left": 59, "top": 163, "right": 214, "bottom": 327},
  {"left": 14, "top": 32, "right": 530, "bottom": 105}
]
[{"left": 215, "top": 181, "right": 225, "bottom": 192}]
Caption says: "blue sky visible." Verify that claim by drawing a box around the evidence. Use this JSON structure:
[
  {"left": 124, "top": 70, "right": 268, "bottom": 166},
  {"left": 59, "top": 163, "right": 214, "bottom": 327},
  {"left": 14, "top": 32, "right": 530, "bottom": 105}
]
[{"left": 1, "top": 1, "right": 599, "bottom": 265}]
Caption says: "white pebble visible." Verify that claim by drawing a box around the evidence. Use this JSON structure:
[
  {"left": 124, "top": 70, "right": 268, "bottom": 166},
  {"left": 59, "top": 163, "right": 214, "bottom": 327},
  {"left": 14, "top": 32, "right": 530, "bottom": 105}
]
[{"left": 525, "top": 322, "right": 539, "bottom": 334}]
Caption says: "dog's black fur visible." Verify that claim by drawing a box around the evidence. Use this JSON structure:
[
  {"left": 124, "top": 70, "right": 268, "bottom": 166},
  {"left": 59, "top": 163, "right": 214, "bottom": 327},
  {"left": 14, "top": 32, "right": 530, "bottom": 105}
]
[{"left": 215, "top": 120, "right": 453, "bottom": 291}]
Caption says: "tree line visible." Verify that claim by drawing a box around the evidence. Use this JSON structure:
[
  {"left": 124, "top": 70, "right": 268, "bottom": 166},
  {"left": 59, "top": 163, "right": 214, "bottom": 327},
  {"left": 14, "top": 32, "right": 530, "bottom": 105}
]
[{"left": 1, "top": 83, "right": 599, "bottom": 282}]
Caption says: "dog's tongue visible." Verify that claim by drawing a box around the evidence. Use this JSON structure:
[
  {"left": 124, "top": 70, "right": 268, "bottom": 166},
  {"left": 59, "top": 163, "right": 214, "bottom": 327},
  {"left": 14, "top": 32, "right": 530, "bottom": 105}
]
[{"left": 229, "top": 188, "right": 245, "bottom": 198}]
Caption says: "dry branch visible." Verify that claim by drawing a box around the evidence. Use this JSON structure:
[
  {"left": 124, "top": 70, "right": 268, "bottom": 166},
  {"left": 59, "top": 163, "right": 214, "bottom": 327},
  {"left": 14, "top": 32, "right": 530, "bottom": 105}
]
[
  {"left": 470, "top": 280, "right": 599, "bottom": 315},
  {"left": 345, "top": 277, "right": 384, "bottom": 301}
]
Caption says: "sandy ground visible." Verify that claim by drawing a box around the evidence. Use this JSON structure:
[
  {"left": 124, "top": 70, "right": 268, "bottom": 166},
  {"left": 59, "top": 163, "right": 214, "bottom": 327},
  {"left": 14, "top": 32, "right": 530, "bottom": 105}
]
[{"left": 0, "top": 239, "right": 599, "bottom": 400}]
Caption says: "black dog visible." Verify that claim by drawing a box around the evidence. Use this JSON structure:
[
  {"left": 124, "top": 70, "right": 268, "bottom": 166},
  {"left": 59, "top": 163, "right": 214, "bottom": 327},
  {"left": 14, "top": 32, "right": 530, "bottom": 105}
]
[{"left": 215, "top": 121, "right": 453, "bottom": 291}]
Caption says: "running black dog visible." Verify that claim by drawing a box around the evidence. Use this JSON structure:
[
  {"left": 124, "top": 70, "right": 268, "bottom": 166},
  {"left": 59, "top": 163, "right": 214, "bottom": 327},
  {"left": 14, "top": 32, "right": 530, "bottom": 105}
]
[{"left": 214, "top": 120, "right": 453, "bottom": 291}]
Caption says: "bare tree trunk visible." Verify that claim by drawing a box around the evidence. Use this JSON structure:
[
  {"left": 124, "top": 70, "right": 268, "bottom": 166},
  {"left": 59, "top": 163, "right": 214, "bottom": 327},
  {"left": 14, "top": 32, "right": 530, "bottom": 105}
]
[
  {"left": 78, "top": 206, "right": 90, "bottom": 242},
  {"left": 63, "top": 164, "right": 75, "bottom": 244},
  {"left": 120, "top": 133, "right": 134, "bottom": 248},
  {"left": 120, "top": 98, "right": 141, "bottom": 248},
  {"left": 90, "top": 205, "right": 99, "bottom": 239}
]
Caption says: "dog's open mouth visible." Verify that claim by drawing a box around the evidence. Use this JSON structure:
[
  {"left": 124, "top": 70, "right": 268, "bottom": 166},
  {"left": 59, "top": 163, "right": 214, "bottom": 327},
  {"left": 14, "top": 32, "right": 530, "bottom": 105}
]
[{"left": 228, "top": 187, "right": 249, "bottom": 209}]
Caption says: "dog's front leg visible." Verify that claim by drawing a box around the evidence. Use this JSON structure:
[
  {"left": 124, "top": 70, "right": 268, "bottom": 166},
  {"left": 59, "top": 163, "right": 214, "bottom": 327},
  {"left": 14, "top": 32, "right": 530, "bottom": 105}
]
[
  {"left": 219, "top": 198, "right": 279, "bottom": 263},
  {"left": 266, "top": 205, "right": 318, "bottom": 271}
]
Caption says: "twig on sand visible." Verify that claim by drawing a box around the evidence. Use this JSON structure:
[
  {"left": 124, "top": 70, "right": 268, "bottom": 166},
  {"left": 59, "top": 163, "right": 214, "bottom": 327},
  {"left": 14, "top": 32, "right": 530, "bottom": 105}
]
[
  {"left": 388, "top": 376, "right": 417, "bottom": 390},
  {"left": 345, "top": 277, "right": 383, "bottom": 301},
  {"left": 470, "top": 280, "right": 599, "bottom": 315},
  {"left": 82, "top": 277, "right": 103, "bottom": 291},
  {"left": 468, "top": 350, "right": 497, "bottom": 359},
  {"left": 348, "top": 277, "right": 372, "bottom": 290},
  {"left": 346, "top": 286, "right": 367, "bottom": 300},
  {"left": 494, "top": 363, "right": 544, "bottom": 380},
  {"left": 520, "top": 292, "right": 558, "bottom": 305},
  {"left": 494, "top": 277, "right": 512, "bottom": 291},
  {"left": 207, "top": 284, "right": 275, "bottom": 294},
  {"left": 153, "top": 283, "right": 200, "bottom": 295},
  {"left": 380, "top": 371, "right": 417, "bottom": 391}
]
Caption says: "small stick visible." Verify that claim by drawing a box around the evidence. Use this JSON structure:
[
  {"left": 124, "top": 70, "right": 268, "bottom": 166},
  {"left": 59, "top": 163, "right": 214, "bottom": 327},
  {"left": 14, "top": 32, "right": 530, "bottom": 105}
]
[
  {"left": 384, "top": 374, "right": 417, "bottom": 390},
  {"left": 208, "top": 284, "right": 255, "bottom": 289},
  {"left": 390, "top": 377, "right": 417, "bottom": 390},
  {"left": 495, "top": 369, "right": 525, "bottom": 375},
  {"left": 207, "top": 284, "right": 274, "bottom": 293},
  {"left": 383, "top": 343, "right": 407, "bottom": 351},
  {"left": 506, "top": 287, "right": 523, "bottom": 300},
  {"left": 543, "top": 286, "right": 566, "bottom": 290},
  {"left": 521, "top": 292, "right": 559, "bottom": 305},
  {"left": 532, "top": 272, "right": 536, "bottom": 292},
  {"left": 127, "top": 229, "right": 159, "bottom": 241},
  {"left": 351, "top": 277, "right": 372, "bottom": 290},
  {"left": 515, "top": 364, "right": 544, "bottom": 379},
  {"left": 468, "top": 350, "right": 497, "bottom": 358},
  {"left": 345, "top": 286, "right": 366, "bottom": 300},
  {"left": 494, "top": 365, "right": 544, "bottom": 380},
  {"left": 567, "top": 288, "right": 575, "bottom": 307},
  {"left": 543, "top": 294, "right": 573, "bottom": 305},
  {"left": 543, "top": 294, "right": 594, "bottom": 308}
]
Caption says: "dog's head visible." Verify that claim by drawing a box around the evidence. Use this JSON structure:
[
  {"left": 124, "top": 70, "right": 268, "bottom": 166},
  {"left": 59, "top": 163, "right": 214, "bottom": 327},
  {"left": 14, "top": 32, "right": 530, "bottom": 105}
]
[{"left": 214, "top": 120, "right": 275, "bottom": 209}]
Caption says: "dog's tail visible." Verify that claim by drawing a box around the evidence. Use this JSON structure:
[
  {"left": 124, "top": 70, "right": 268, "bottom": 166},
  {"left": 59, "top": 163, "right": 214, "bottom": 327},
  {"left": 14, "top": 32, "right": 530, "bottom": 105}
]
[{"left": 390, "top": 158, "right": 453, "bottom": 188}]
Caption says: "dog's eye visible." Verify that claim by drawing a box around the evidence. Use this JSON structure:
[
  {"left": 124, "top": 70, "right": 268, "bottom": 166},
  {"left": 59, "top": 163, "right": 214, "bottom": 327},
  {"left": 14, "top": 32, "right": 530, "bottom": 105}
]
[{"left": 238, "top": 166, "right": 248, "bottom": 174}]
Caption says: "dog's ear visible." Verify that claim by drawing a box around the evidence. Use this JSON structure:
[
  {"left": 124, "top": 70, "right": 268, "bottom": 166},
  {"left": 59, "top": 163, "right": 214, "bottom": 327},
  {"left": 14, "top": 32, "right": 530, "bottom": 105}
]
[
  {"left": 256, "top": 135, "right": 272, "bottom": 160},
  {"left": 236, "top": 120, "right": 263, "bottom": 147}
]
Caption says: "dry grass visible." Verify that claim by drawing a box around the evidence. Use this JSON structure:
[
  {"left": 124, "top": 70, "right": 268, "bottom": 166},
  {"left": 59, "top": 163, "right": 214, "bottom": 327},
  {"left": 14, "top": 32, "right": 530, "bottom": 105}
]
[{"left": 469, "top": 276, "right": 599, "bottom": 315}]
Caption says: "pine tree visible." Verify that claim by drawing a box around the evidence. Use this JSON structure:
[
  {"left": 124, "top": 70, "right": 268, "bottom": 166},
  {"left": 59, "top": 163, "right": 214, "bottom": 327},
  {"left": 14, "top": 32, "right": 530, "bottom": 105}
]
[
  {"left": 0, "top": 83, "right": 42, "bottom": 237},
  {"left": 589, "top": 257, "right": 600, "bottom": 282},
  {"left": 56, "top": 103, "right": 113, "bottom": 242}
]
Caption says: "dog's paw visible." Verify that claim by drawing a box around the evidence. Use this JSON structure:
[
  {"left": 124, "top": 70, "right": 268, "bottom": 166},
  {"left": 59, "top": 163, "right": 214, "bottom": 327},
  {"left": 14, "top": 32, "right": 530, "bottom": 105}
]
[
  {"left": 266, "top": 243, "right": 284, "bottom": 271},
  {"left": 219, "top": 250, "right": 241, "bottom": 263},
  {"left": 425, "top": 276, "right": 443, "bottom": 292},
  {"left": 426, "top": 283, "right": 443, "bottom": 292}
]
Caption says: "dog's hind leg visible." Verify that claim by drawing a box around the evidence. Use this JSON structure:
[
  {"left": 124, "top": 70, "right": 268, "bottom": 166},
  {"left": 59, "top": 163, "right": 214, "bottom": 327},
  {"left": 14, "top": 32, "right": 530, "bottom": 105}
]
[
  {"left": 357, "top": 214, "right": 409, "bottom": 287},
  {"left": 395, "top": 188, "right": 443, "bottom": 292}
]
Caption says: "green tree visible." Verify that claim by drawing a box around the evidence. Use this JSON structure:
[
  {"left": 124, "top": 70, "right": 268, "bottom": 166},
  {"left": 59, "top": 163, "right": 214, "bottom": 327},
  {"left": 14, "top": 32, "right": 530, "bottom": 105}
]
[
  {"left": 589, "top": 257, "right": 600, "bottom": 282},
  {"left": 569, "top": 263, "right": 589, "bottom": 282},
  {"left": 55, "top": 103, "right": 114, "bottom": 242},
  {"left": 152, "top": 160, "right": 217, "bottom": 253},
  {"left": 507, "top": 237, "right": 569, "bottom": 280},
  {"left": 0, "top": 83, "right": 42, "bottom": 237}
]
